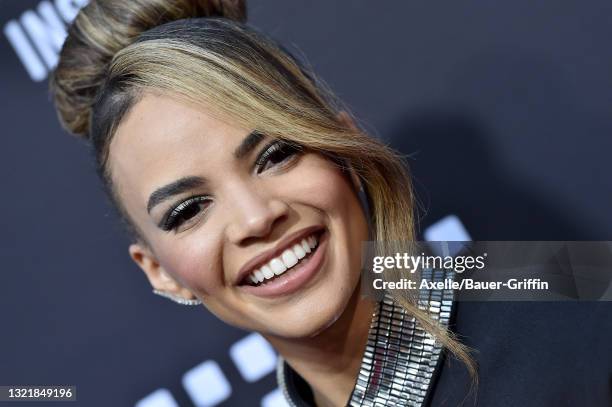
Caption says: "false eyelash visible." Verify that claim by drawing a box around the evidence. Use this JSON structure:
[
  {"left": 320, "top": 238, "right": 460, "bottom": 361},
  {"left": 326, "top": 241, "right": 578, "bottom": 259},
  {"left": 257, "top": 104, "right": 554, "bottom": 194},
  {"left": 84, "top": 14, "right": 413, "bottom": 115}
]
[
  {"left": 254, "top": 140, "right": 303, "bottom": 174},
  {"left": 159, "top": 140, "right": 303, "bottom": 233},
  {"left": 161, "top": 195, "right": 210, "bottom": 231}
]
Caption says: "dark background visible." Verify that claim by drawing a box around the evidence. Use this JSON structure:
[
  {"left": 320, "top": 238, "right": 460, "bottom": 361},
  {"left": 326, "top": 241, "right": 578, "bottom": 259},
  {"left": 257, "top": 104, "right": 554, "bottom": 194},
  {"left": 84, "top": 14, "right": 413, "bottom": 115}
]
[{"left": 1, "top": 1, "right": 610, "bottom": 406}]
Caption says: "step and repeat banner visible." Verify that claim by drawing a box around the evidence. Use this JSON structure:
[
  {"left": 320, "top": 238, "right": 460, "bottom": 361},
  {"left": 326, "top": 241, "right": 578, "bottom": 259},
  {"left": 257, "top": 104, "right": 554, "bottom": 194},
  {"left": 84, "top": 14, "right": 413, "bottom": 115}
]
[{"left": 1, "top": 1, "right": 611, "bottom": 406}]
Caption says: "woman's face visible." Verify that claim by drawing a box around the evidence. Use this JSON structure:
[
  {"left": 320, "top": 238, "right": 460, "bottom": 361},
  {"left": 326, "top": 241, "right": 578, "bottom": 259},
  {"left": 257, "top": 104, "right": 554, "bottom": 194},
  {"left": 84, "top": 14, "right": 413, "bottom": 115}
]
[{"left": 108, "top": 93, "right": 369, "bottom": 338}]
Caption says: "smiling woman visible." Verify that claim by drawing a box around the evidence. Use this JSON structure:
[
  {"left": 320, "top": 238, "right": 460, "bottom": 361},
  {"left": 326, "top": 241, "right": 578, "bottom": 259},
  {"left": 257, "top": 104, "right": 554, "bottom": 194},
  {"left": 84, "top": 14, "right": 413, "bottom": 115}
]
[
  {"left": 49, "top": 0, "right": 474, "bottom": 406},
  {"left": 107, "top": 92, "right": 370, "bottom": 340}
]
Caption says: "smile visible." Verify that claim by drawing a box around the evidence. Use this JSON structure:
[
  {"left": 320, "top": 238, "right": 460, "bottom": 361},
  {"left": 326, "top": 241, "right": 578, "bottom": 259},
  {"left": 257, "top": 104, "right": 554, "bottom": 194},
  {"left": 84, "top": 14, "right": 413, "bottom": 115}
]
[
  {"left": 246, "top": 234, "right": 319, "bottom": 285},
  {"left": 236, "top": 226, "right": 328, "bottom": 298}
]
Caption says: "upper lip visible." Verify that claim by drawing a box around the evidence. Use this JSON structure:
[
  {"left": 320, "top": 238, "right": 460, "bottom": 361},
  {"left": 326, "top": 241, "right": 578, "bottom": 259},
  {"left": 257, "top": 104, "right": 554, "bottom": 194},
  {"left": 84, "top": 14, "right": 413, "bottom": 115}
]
[{"left": 234, "top": 225, "right": 325, "bottom": 286}]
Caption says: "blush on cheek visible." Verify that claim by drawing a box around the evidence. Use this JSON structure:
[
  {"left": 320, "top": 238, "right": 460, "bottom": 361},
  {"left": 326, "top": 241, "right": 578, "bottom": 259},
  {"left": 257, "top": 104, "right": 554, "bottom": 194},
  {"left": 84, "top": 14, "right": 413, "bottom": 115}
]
[
  {"left": 156, "top": 240, "right": 222, "bottom": 297},
  {"left": 288, "top": 157, "right": 356, "bottom": 212}
]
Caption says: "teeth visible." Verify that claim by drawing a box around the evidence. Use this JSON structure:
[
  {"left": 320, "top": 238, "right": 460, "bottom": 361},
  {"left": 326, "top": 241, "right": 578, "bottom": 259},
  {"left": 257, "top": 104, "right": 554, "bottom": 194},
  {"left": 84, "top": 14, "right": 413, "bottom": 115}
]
[
  {"left": 281, "top": 250, "right": 298, "bottom": 268},
  {"left": 246, "top": 233, "right": 320, "bottom": 285},
  {"left": 254, "top": 269, "right": 265, "bottom": 283},
  {"left": 269, "top": 258, "right": 287, "bottom": 275},
  {"left": 292, "top": 244, "right": 306, "bottom": 259},
  {"left": 307, "top": 236, "right": 316, "bottom": 249},
  {"left": 261, "top": 265, "right": 274, "bottom": 279}
]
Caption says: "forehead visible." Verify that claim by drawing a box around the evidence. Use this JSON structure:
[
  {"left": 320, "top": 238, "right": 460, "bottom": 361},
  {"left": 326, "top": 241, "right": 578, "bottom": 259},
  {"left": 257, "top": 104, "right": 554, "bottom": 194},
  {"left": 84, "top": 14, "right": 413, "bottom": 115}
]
[{"left": 108, "top": 93, "right": 247, "bottom": 215}]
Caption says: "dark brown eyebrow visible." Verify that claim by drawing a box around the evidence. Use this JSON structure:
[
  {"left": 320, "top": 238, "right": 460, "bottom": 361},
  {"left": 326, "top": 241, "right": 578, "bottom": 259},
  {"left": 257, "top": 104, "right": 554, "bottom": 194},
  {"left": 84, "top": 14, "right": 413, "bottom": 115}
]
[
  {"left": 147, "top": 131, "right": 265, "bottom": 214},
  {"left": 147, "top": 176, "right": 206, "bottom": 214},
  {"left": 233, "top": 130, "right": 264, "bottom": 160}
]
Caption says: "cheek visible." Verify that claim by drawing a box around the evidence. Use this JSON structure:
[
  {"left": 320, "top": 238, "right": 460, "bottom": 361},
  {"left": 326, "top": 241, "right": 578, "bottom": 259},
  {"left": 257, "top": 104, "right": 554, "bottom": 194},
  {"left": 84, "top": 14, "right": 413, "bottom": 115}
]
[
  {"left": 154, "top": 234, "right": 224, "bottom": 296},
  {"left": 285, "top": 156, "right": 356, "bottom": 216},
  {"left": 287, "top": 158, "right": 368, "bottom": 317},
  {"left": 285, "top": 156, "right": 368, "bottom": 259}
]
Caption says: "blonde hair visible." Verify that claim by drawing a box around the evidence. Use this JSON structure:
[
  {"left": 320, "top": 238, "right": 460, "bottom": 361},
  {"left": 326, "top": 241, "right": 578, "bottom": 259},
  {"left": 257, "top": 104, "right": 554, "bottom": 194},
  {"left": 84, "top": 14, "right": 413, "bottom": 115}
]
[{"left": 51, "top": 0, "right": 476, "bottom": 381}]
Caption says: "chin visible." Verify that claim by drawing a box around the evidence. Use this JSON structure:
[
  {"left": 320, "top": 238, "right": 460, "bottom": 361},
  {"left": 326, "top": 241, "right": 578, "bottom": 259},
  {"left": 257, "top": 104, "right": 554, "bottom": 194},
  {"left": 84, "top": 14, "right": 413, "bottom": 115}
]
[{"left": 262, "top": 276, "right": 359, "bottom": 339}]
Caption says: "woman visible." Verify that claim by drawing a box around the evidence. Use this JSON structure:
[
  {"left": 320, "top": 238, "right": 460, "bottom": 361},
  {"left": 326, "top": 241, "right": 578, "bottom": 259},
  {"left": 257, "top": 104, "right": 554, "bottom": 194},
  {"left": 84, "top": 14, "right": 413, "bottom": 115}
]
[{"left": 50, "top": 1, "right": 610, "bottom": 406}]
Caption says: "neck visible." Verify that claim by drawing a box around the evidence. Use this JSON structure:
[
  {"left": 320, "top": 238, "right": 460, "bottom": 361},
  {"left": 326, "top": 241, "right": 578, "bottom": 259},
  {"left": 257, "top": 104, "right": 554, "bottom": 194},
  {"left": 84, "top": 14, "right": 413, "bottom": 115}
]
[{"left": 265, "top": 284, "right": 376, "bottom": 407}]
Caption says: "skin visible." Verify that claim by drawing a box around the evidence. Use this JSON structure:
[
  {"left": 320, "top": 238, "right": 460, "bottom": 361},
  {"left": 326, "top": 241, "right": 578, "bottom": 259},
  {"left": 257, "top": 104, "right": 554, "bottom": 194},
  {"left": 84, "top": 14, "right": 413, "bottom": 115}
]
[{"left": 109, "top": 93, "right": 375, "bottom": 406}]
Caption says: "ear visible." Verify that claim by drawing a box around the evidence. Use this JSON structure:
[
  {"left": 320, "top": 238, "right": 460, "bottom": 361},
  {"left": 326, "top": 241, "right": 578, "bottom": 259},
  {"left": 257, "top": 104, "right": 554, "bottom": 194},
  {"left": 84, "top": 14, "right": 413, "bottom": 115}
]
[{"left": 128, "top": 243, "right": 198, "bottom": 301}]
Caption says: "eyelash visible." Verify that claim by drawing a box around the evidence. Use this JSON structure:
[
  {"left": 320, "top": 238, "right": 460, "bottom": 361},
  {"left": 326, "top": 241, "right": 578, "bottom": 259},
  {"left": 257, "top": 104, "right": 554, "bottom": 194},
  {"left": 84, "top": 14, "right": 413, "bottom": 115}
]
[
  {"left": 254, "top": 139, "right": 303, "bottom": 174},
  {"left": 161, "top": 196, "right": 210, "bottom": 232},
  {"left": 161, "top": 139, "right": 303, "bottom": 232}
]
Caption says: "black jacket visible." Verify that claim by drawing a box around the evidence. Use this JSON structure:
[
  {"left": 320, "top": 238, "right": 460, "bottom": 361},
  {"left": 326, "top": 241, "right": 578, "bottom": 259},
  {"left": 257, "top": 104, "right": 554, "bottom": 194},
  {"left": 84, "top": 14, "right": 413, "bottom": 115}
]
[
  {"left": 280, "top": 301, "right": 611, "bottom": 406},
  {"left": 429, "top": 301, "right": 611, "bottom": 406}
]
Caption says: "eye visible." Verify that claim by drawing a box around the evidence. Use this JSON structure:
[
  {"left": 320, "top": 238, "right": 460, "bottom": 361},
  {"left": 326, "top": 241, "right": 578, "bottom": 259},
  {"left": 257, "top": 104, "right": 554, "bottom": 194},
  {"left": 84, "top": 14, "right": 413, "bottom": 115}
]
[
  {"left": 161, "top": 196, "right": 211, "bottom": 232},
  {"left": 255, "top": 140, "right": 303, "bottom": 174}
]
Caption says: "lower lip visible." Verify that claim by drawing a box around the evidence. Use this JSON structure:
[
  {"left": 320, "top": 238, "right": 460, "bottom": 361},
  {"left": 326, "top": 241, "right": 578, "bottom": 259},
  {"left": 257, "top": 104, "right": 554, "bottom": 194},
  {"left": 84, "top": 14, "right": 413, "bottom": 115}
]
[{"left": 237, "top": 231, "right": 328, "bottom": 299}]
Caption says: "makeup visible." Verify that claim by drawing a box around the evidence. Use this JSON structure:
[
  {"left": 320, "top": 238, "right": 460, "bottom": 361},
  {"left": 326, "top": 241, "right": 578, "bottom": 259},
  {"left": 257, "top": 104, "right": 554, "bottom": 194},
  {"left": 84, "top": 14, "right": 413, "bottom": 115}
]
[{"left": 237, "top": 230, "right": 328, "bottom": 298}]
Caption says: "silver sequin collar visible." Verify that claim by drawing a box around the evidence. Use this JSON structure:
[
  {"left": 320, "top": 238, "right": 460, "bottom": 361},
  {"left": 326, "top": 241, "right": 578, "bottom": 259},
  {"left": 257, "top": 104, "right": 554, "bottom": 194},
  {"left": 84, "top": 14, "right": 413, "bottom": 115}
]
[{"left": 277, "top": 269, "right": 456, "bottom": 406}]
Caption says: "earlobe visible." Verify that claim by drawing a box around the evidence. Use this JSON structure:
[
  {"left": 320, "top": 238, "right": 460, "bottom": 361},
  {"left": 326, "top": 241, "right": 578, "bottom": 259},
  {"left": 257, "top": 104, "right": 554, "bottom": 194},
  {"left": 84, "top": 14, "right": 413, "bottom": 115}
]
[{"left": 128, "top": 243, "right": 199, "bottom": 302}]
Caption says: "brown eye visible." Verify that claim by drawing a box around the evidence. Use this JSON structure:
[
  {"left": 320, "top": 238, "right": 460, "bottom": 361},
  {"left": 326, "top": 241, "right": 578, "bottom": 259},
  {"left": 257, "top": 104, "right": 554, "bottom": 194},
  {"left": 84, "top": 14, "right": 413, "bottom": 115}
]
[
  {"left": 255, "top": 140, "right": 303, "bottom": 174},
  {"left": 162, "top": 196, "right": 211, "bottom": 232}
]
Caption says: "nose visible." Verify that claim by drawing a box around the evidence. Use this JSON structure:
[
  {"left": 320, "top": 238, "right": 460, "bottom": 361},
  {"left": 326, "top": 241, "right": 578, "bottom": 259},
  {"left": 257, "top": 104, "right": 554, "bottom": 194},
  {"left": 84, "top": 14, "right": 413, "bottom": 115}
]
[{"left": 225, "top": 181, "right": 289, "bottom": 245}]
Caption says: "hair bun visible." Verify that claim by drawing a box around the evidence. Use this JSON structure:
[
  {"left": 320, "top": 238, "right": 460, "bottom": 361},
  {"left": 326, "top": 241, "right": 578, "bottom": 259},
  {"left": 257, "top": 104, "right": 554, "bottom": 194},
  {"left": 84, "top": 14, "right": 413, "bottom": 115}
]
[{"left": 50, "top": 0, "right": 247, "bottom": 138}]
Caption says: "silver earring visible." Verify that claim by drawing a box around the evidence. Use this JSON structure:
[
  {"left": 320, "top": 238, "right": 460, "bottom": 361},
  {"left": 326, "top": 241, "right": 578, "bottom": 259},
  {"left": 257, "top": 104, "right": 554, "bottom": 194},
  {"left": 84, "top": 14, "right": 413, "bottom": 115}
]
[{"left": 152, "top": 289, "right": 202, "bottom": 306}]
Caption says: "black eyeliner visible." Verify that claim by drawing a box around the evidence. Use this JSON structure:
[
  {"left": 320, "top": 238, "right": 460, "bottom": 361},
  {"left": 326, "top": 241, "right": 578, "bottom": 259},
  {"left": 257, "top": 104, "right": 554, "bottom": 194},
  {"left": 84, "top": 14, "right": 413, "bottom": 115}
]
[
  {"left": 254, "top": 139, "right": 303, "bottom": 173},
  {"left": 159, "top": 204, "right": 179, "bottom": 230},
  {"left": 159, "top": 196, "right": 208, "bottom": 231},
  {"left": 157, "top": 140, "right": 302, "bottom": 231},
  {"left": 254, "top": 139, "right": 280, "bottom": 168}
]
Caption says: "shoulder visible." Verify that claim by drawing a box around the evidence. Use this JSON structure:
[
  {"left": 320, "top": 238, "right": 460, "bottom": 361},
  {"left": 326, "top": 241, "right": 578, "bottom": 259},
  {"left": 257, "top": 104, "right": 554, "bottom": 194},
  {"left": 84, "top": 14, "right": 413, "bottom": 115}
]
[{"left": 429, "top": 301, "right": 612, "bottom": 406}]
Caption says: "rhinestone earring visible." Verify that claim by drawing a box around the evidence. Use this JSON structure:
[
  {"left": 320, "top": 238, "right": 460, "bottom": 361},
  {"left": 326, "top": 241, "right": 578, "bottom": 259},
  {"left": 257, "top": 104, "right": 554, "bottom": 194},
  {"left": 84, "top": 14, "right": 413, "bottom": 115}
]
[{"left": 152, "top": 289, "right": 202, "bottom": 306}]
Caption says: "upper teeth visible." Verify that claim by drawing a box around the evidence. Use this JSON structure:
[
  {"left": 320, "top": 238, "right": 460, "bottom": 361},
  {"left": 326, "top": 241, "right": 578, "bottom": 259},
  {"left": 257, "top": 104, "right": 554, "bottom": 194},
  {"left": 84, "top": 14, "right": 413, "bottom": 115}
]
[{"left": 248, "top": 234, "right": 319, "bottom": 285}]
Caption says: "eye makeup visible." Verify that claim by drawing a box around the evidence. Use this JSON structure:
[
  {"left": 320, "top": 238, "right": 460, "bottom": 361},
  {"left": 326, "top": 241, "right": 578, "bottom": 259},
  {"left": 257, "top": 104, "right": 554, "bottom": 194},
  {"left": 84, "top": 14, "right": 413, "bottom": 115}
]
[
  {"left": 158, "top": 138, "right": 304, "bottom": 233},
  {"left": 159, "top": 195, "right": 211, "bottom": 232},
  {"left": 254, "top": 139, "right": 303, "bottom": 174}
]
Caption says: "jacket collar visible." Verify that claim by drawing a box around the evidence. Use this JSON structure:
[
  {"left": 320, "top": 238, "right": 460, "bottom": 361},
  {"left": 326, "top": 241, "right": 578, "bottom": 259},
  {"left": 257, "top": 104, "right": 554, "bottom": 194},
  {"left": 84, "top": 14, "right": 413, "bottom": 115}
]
[{"left": 277, "top": 269, "right": 457, "bottom": 406}]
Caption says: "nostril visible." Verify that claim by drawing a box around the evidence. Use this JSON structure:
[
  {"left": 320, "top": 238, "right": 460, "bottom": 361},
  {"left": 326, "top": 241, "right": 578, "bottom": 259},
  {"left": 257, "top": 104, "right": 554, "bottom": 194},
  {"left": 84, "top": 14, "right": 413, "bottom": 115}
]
[
  {"left": 240, "top": 216, "right": 288, "bottom": 247},
  {"left": 226, "top": 195, "right": 290, "bottom": 245}
]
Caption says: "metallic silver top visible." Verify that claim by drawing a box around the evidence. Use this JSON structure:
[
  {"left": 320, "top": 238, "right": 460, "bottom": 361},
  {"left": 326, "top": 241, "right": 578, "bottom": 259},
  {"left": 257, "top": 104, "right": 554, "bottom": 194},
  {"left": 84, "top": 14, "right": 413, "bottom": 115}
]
[{"left": 277, "top": 269, "right": 456, "bottom": 406}]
